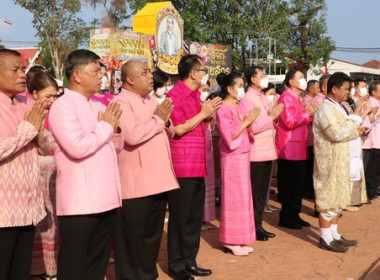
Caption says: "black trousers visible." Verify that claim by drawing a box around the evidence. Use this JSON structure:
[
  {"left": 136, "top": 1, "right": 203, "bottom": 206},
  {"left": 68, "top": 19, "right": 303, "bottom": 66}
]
[
  {"left": 365, "top": 148, "right": 380, "bottom": 199},
  {"left": 167, "top": 177, "right": 205, "bottom": 273},
  {"left": 303, "top": 146, "right": 315, "bottom": 198},
  {"left": 57, "top": 209, "right": 116, "bottom": 280},
  {"left": 277, "top": 159, "right": 306, "bottom": 222},
  {"left": 115, "top": 193, "right": 168, "bottom": 280},
  {"left": 250, "top": 161, "right": 272, "bottom": 228},
  {"left": 0, "top": 225, "right": 35, "bottom": 280}
]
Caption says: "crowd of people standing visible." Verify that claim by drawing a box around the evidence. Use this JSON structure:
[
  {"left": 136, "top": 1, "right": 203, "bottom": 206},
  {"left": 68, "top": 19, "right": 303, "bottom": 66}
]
[{"left": 0, "top": 47, "right": 379, "bottom": 280}]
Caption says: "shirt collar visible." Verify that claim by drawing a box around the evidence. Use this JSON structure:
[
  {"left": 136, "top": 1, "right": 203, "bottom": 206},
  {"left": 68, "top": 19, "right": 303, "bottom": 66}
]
[
  {"left": 247, "top": 86, "right": 262, "bottom": 96},
  {"left": 176, "top": 80, "right": 198, "bottom": 97},
  {"left": 120, "top": 88, "right": 151, "bottom": 101}
]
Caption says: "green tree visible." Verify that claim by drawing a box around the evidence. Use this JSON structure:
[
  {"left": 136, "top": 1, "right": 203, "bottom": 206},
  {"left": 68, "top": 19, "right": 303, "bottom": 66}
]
[
  {"left": 14, "top": 0, "right": 88, "bottom": 80},
  {"left": 84, "top": 0, "right": 129, "bottom": 28},
  {"left": 286, "top": 0, "right": 335, "bottom": 76},
  {"left": 128, "top": 0, "right": 335, "bottom": 73}
]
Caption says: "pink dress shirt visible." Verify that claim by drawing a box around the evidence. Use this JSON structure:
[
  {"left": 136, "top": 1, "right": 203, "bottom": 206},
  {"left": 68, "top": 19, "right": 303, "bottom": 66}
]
[
  {"left": 0, "top": 93, "right": 54, "bottom": 227},
  {"left": 49, "top": 89, "right": 123, "bottom": 216},
  {"left": 216, "top": 102, "right": 254, "bottom": 156},
  {"left": 303, "top": 92, "right": 325, "bottom": 146},
  {"left": 113, "top": 89, "right": 179, "bottom": 199},
  {"left": 276, "top": 88, "right": 312, "bottom": 160},
  {"left": 241, "top": 87, "right": 277, "bottom": 161},
  {"left": 367, "top": 96, "right": 380, "bottom": 149},
  {"left": 166, "top": 80, "right": 207, "bottom": 178}
]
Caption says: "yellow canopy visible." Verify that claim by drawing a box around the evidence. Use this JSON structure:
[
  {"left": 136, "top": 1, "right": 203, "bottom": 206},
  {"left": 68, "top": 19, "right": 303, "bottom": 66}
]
[{"left": 133, "top": 1, "right": 172, "bottom": 35}]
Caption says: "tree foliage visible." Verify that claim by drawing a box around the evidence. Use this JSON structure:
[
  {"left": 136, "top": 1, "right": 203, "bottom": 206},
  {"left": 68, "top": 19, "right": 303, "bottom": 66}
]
[
  {"left": 128, "top": 0, "right": 335, "bottom": 74},
  {"left": 84, "top": 0, "right": 129, "bottom": 28},
  {"left": 14, "top": 0, "right": 89, "bottom": 80}
]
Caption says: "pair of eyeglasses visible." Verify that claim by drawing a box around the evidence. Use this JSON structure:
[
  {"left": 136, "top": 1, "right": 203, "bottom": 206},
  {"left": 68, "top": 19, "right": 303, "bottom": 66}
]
[{"left": 194, "top": 68, "right": 208, "bottom": 74}]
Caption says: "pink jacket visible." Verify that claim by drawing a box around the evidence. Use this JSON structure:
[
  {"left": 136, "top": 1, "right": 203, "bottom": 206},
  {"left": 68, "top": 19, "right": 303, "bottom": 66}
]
[
  {"left": 276, "top": 88, "right": 312, "bottom": 160},
  {"left": 166, "top": 80, "right": 206, "bottom": 178},
  {"left": 113, "top": 89, "right": 179, "bottom": 199},
  {"left": 216, "top": 102, "right": 254, "bottom": 156},
  {"left": 49, "top": 89, "right": 123, "bottom": 216},
  {"left": 0, "top": 93, "right": 54, "bottom": 227},
  {"left": 241, "top": 87, "right": 277, "bottom": 161}
]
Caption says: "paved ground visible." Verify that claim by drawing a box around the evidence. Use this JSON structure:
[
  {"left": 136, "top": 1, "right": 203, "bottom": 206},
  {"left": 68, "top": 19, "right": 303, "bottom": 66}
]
[
  {"left": 31, "top": 190, "right": 380, "bottom": 280},
  {"left": 103, "top": 191, "right": 380, "bottom": 280}
]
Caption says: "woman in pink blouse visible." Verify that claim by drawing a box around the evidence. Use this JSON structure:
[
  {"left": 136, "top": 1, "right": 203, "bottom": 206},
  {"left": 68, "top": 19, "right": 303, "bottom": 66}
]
[
  {"left": 28, "top": 72, "right": 59, "bottom": 279},
  {"left": 216, "top": 72, "right": 260, "bottom": 256}
]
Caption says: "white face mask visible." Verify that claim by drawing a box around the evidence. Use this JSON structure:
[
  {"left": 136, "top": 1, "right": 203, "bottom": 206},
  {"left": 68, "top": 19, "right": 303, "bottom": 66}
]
[
  {"left": 201, "top": 74, "right": 209, "bottom": 86},
  {"left": 167, "top": 85, "right": 173, "bottom": 92},
  {"left": 359, "top": 87, "right": 368, "bottom": 97},
  {"left": 350, "top": 88, "right": 356, "bottom": 97},
  {"left": 200, "top": 91, "right": 209, "bottom": 102},
  {"left": 260, "top": 77, "right": 269, "bottom": 89},
  {"left": 298, "top": 78, "right": 307, "bottom": 91},
  {"left": 236, "top": 87, "right": 245, "bottom": 100},
  {"left": 155, "top": 87, "right": 167, "bottom": 97},
  {"left": 267, "top": 94, "right": 275, "bottom": 103}
]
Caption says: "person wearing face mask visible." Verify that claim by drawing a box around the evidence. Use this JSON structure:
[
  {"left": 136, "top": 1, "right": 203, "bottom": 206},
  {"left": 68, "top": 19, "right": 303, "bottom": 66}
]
[
  {"left": 352, "top": 78, "right": 369, "bottom": 102},
  {"left": 216, "top": 72, "right": 260, "bottom": 256},
  {"left": 302, "top": 80, "right": 324, "bottom": 200},
  {"left": 166, "top": 55, "right": 222, "bottom": 280},
  {"left": 152, "top": 70, "right": 172, "bottom": 104},
  {"left": 263, "top": 83, "right": 279, "bottom": 106},
  {"left": 27, "top": 72, "right": 60, "bottom": 280},
  {"left": 198, "top": 80, "right": 216, "bottom": 229},
  {"left": 241, "top": 66, "right": 284, "bottom": 241},
  {"left": 276, "top": 69, "right": 316, "bottom": 230}
]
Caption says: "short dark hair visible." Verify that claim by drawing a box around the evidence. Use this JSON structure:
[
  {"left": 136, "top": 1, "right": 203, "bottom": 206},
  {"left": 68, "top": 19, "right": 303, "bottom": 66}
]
[
  {"left": 65, "top": 49, "right": 100, "bottom": 79},
  {"left": 354, "top": 78, "right": 366, "bottom": 87},
  {"left": 99, "top": 62, "right": 107, "bottom": 70},
  {"left": 244, "top": 66, "right": 264, "bottom": 86},
  {"left": 153, "top": 70, "right": 170, "bottom": 91},
  {"left": 319, "top": 74, "right": 331, "bottom": 87},
  {"left": 0, "top": 48, "right": 21, "bottom": 58},
  {"left": 284, "top": 69, "right": 300, "bottom": 87},
  {"left": 178, "top": 54, "right": 201, "bottom": 80},
  {"left": 219, "top": 72, "right": 243, "bottom": 100},
  {"left": 369, "top": 81, "right": 380, "bottom": 95},
  {"left": 263, "top": 82, "right": 275, "bottom": 94},
  {"left": 216, "top": 72, "right": 227, "bottom": 86},
  {"left": 27, "top": 71, "right": 58, "bottom": 94},
  {"left": 307, "top": 80, "right": 319, "bottom": 91},
  {"left": 327, "top": 72, "right": 351, "bottom": 94}
]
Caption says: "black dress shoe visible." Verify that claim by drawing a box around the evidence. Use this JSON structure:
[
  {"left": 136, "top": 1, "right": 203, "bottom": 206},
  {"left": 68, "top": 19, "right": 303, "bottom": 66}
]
[
  {"left": 279, "top": 220, "right": 302, "bottom": 229},
  {"left": 185, "top": 265, "right": 212, "bottom": 277},
  {"left": 296, "top": 216, "right": 310, "bottom": 227},
  {"left": 169, "top": 270, "right": 195, "bottom": 280},
  {"left": 256, "top": 230, "right": 269, "bottom": 241},
  {"left": 258, "top": 226, "right": 275, "bottom": 238}
]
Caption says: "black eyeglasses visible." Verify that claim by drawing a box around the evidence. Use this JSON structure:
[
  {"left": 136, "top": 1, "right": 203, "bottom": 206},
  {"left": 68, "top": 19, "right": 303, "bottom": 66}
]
[{"left": 194, "top": 68, "right": 208, "bottom": 74}]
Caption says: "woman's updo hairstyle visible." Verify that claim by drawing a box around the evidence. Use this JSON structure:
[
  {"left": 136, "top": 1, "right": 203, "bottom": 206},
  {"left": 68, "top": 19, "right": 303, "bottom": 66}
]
[{"left": 219, "top": 72, "right": 243, "bottom": 100}]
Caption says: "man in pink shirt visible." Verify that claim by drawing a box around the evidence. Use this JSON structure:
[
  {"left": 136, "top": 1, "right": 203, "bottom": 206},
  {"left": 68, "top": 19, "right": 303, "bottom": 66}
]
[
  {"left": 302, "top": 79, "right": 324, "bottom": 199},
  {"left": 113, "top": 60, "right": 179, "bottom": 280},
  {"left": 364, "top": 81, "right": 380, "bottom": 200},
  {"left": 0, "top": 49, "right": 54, "bottom": 280},
  {"left": 241, "top": 66, "right": 283, "bottom": 241},
  {"left": 166, "top": 55, "right": 222, "bottom": 280},
  {"left": 49, "top": 49, "right": 123, "bottom": 280}
]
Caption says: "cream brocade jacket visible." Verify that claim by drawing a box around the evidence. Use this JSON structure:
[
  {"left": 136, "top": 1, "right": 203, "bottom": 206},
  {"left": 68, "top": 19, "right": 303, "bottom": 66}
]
[{"left": 313, "top": 99, "right": 367, "bottom": 212}]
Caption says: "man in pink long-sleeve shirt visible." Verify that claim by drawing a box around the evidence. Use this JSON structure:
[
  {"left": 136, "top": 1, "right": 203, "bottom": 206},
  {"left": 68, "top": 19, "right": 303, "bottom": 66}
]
[
  {"left": 0, "top": 49, "right": 54, "bottom": 280},
  {"left": 49, "top": 49, "right": 123, "bottom": 280},
  {"left": 241, "top": 66, "right": 283, "bottom": 242},
  {"left": 166, "top": 55, "right": 221, "bottom": 280},
  {"left": 113, "top": 61, "right": 179, "bottom": 280}
]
